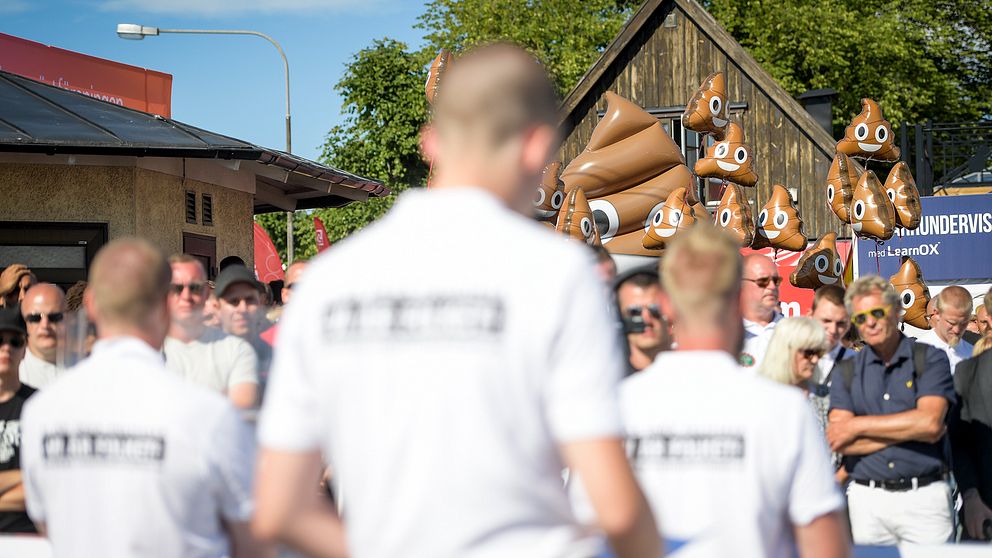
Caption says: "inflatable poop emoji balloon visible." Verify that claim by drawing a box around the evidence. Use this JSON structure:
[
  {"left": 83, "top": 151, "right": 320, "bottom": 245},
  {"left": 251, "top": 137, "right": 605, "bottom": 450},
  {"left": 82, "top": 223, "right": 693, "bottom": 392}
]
[
  {"left": 889, "top": 256, "right": 931, "bottom": 329},
  {"left": 827, "top": 153, "right": 859, "bottom": 223},
  {"left": 850, "top": 171, "right": 896, "bottom": 241},
  {"left": 694, "top": 122, "right": 758, "bottom": 187},
  {"left": 790, "top": 232, "right": 844, "bottom": 289},
  {"left": 425, "top": 50, "right": 452, "bottom": 105},
  {"left": 682, "top": 72, "right": 728, "bottom": 136},
  {"left": 534, "top": 161, "right": 565, "bottom": 221},
  {"left": 642, "top": 187, "right": 697, "bottom": 250},
  {"left": 556, "top": 188, "right": 601, "bottom": 246},
  {"left": 715, "top": 183, "right": 755, "bottom": 247},
  {"left": 837, "top": 99, "right": 900, "bottom": 161},
  {"left": 884, "top": 162, "right": 922, "bottom": 230},
  {"left": 751, "top": 185, "right": 807, "bottom": 252}
]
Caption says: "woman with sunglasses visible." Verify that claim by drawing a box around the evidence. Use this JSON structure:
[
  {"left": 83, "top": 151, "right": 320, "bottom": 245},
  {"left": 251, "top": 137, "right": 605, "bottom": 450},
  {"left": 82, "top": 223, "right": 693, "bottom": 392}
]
[
  {"left": 757, "top": 317, "right": 830, "bottom": 395},
  {"left": 0, "top": 308, "right": 37, "bottom": 533}
]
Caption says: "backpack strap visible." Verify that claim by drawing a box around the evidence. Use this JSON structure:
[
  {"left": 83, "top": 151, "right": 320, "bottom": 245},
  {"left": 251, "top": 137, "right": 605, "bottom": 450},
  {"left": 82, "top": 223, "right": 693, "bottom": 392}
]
[
  {"left": 910, "top": 339, "right": 928, "bottom": 383},
  {"left": 839, "top": 357, "right": 856, "bottom": 394}
]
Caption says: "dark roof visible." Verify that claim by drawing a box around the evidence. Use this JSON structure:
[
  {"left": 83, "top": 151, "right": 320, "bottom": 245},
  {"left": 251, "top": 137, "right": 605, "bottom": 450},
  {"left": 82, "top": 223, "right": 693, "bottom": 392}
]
[
  {"left": 558, "top": 0, "right": 837, "bottom": 159},
  {"left": 0, "top": 70, "right": 388, "bottom": 211}
]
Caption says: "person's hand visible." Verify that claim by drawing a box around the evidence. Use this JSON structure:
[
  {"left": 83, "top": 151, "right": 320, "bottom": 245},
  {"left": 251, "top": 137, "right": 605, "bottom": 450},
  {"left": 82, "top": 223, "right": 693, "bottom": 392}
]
[
  {"left": 0, "top": 264, "right": 28, "bottom": 297},
  {"left": 826, "top": 416, "right": 861, "bottom": 451},
  {"left": 963, "top": 489, "right": 992, "bottom": 540}
]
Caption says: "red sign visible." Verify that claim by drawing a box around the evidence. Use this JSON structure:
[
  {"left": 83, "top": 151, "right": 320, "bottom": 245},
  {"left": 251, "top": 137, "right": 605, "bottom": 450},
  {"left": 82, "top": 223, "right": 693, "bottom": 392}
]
[
  {"left": 253, "top": 223, "right": 285, "bottom": 282},
  {"left": 0, "top": 33, "right": 172, "bottom": 117},
  {"left": 742, "top": 241, "right": 851, "bottom": 317},
  {"left": 314, "top": 217, "right": 330, "bottom": 253}
]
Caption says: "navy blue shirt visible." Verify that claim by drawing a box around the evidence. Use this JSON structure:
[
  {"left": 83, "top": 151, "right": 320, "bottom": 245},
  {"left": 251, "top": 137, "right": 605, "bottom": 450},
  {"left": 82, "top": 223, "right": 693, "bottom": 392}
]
[{"left": 829, "top": 335, "right": 955, "bottom": 481}]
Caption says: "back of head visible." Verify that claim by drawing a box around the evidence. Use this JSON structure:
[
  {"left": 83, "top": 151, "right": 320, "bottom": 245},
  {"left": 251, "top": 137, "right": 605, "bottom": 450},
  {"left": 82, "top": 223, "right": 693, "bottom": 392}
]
[
  {"left": 757, "top": 317, "right": 828, "bottom": 385},
  {"left": 660, "top": 224, "right": 741, "bottom": 326},
  {"left": 89, "top": 239, "right": 171, "bottom": 334},
  {"left": 936, "top": 285, "right": 973, "bottom": 316}
]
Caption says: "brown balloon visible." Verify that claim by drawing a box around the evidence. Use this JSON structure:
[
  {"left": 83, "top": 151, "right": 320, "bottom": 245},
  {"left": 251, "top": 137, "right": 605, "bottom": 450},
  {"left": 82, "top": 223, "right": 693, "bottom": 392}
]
[
  {"left": 693, "top": 122, "right": 758, "bottom": 187},
  {"left": 836, "top": 99, "right": 900, "bottom": 161},
  {"left": 682, "top": 72, "right": 729, "bottom": 136},
  {"left": 556, "top": 188, "right": 601, "bottom": 246},
  {"left": 714, "top": 183, "right": 755, "bottom": 247},
  {"left": 642, "top": 187, "right": 697, "bottom": 250},
  {"left": 751, "top": 185, "right": 807, "bottom": 252},
  {"left": 889, "top": 256, "right": 931, "bottom": 329},
  {"left": 790, "top": 232, "right": 844, "bottom": 289},
  {"left": 827, "top": 153, "right": 859, "bottom": 223},
  {"left": 425, "top": 50, "right": 453, "bottom": 105},
  {"left": 586, "top": 92, "right": 659, "bottom": 151},
  {"left": 534, "top": 161, "right": 565, "bottom": 221},
  {"left": 589, "top": 165, "right": 694, "bottom": 240},
  {"left": 884, "top": 162, "right": 922, "bottom": 230},
  {"left": 850, "top": 171, "right": 896, "bottom": 241}
]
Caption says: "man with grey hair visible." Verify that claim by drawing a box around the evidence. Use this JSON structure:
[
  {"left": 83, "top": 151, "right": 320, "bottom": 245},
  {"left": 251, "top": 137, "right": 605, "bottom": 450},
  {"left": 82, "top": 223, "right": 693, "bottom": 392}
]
[
  {"left": 828, "top": 275, "right": 956, "bottom": 544},
  {"left": 918, "top": 286, "right": 975, "bottom": 371},
  {"left": 254, "top": 43, "right": 660, "bottom": 558},
  {"left": 18, "top": 284, "right": 66, "bottom": 389},
  {"left": 20, "top": 238, "right": 264, "bottom": 558}
]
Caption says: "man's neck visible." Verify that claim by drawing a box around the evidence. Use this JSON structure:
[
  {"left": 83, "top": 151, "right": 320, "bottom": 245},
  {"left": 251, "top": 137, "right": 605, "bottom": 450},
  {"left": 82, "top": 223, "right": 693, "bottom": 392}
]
[
  {"left": 743, "top": 307, "right": 776, "bottom": 326},
  {"left": 0, "top": 372, "right": 20, "bottom": 403},
  {"left": 169, "top": 319, "right": 206, "bottom": 343},
  {"left": 28, "top": 345, "right": 55, "bottom": 365},
  {"left": 870, "top": 333, "right": 903, "bottom": 363}
]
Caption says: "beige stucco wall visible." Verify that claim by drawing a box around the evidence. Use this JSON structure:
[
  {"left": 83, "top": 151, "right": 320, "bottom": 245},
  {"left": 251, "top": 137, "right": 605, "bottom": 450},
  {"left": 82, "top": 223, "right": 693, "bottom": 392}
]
[{"left": 0, "top": 162, "right": 253, "bottom": 267}]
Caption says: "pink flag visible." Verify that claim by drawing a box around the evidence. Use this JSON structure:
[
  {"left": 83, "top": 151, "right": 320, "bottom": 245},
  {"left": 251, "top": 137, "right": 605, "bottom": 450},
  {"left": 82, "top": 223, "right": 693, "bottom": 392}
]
[
  {"left": 253, "top": 222, "right": 285, "bottom": 282},
  {"left": 314, "top": 216, "right": 331, "bottom": 253}
]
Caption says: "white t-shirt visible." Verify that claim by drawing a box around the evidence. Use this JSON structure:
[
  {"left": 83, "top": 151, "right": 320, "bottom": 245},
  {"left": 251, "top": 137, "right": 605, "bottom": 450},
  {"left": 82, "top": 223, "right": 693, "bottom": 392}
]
[
  {"left": 739, "top": 313, "right": 784, "bottom": 369},
  {"left": 916, "top": 331, "right": 973, "bottom": 373},
  {"left": 259, "top": 188, "right": 624, "bottom": 558},
  {"left": 163, "top": 327, "right": 259, "bottom": 393},
  {"left": 21, "top": 337, "right": 255, "bottom": 558},
  {"left": 19, "top": 350, "right": 60, "bottom": 389},
  {"left": 621, "top": 350, "right": 844, "bottom": 557}
]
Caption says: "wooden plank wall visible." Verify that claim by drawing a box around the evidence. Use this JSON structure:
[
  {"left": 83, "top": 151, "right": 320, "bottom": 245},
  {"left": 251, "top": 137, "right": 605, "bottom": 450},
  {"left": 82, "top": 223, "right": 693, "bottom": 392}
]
[{"left": 559, "top": 3, "right": 838, "bottom": 239}]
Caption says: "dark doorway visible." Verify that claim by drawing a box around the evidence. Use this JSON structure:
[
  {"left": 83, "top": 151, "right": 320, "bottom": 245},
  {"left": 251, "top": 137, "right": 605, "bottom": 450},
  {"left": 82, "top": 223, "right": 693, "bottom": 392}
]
[
  {"left": 0, "top": 222, "right": 107, "bottom": 292},
  {"left": 183, "top": 232, "right": 217, "bottom": 280}
]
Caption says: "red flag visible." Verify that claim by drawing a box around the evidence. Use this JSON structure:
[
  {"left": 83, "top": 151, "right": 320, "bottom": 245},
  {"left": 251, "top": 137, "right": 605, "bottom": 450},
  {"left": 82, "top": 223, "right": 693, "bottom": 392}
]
[
  {"left": 314, "top": 217, "right": 331, "bottom": 253},
  {"left": 253, "top": 222, "right": 285, "bottom": 282}
]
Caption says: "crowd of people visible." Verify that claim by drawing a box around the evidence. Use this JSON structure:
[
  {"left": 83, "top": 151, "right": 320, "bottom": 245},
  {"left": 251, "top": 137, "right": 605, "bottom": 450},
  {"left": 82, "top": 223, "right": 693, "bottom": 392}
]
[{"left": 0, "top": 43, "right": 987, "bottom": 557}]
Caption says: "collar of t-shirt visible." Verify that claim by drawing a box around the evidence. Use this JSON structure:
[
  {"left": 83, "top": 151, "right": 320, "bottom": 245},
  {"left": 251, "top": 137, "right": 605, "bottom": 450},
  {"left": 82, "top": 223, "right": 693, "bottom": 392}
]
[
  {"left": 91, "top": 336, "right": 165, "bottom": 366},
  {"left": 923, "top": 334, "right": 973, "bottom": 357},
  {"left": 650, "top": 349, "right": 740, "bottom": 375},
  {"left": 742, "top": 312, "right": 784, "bottom": 336},
  {"left": 393, "top": 186, "right": 512, "bottom": 218}
]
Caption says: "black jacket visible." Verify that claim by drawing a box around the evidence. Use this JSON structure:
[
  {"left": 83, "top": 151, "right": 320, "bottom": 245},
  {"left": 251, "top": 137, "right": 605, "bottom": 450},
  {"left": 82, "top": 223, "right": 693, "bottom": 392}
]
[{"left": 951, "top": 350, "right": 992, "bottom": 502}]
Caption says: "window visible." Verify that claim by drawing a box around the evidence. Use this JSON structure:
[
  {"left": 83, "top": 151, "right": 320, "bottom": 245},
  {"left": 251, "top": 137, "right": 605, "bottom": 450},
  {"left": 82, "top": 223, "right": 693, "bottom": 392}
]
[
  {"left": 185, "top": 190, "right": 197, "bottom": 225},
  {"left": 0, "top": 222, "right": 107, "bottom": 292},
  {"left": 201, "top": 193, "right": 214, "bottom": 226}
]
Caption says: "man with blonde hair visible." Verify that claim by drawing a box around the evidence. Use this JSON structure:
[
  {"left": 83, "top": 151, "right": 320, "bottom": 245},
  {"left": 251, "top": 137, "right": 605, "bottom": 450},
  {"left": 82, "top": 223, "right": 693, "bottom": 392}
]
[
  {"left": 919, "top": 286, "right": 975, "bottom": 371},
  {"left": 254, "top": 44, "right": 659, "bottom": 558},
  {"left": 828, "top": 275, "right": 955, "bottom": 544},
  {"left": 20, "top": 239, "right": 263, "bottom": 558},
  {"left": 621, "top": 224, "right": 848, "bottom": 557}
]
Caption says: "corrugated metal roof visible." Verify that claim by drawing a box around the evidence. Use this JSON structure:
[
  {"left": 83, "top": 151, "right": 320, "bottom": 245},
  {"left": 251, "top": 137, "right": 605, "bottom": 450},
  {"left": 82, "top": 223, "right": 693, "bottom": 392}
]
[{"left": 0, "top": 70, "right": 388, "bottom": 209}]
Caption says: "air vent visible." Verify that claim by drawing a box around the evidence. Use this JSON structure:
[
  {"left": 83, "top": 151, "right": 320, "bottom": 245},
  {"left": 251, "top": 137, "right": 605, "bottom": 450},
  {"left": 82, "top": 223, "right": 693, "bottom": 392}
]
[
  {"left": 185, "top": 191, "right": 197, "bottom": 224},
  {"left": 202, "top": 193, "right": 213, "bottom": 226}
]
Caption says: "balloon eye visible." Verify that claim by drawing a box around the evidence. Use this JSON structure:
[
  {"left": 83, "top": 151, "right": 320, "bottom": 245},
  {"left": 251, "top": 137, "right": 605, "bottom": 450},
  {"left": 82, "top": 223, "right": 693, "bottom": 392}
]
[
  {"left": 580, "top": 217, "right": 592, "bottom": 238},
  {"left": 855, "top": 123, "right": 869, "bottom": 141},
  {"left": 669, "top": 209, "right": 683, "bottom": 227},
  {"left": 875, "top": 126, "right": 888, "bottom": 143},
  {"left": 900, "top": 289, "right": 916, "bottom": 309},
  {"left": 551, "top": 191, "right": 564, "bottom": 209},
  {"left": 709, "top": 96, "right": 722, "bottom": 116},
  {"left": 814, "top": 255, "right": 829, "bottom": 273},
  {"left": 715, "top": 143, "right": 729, "bottom": 158},
  {"left": 591, "top": 200, "right": 620, "bottom": 241},
  {"left": 734, "top": 147, "right": 748, "bottom": 164},
  {"left": 827, "top": 185, "right": 835, "bottom": 202},
  {"left": 758, "top": 209, "right": 768, "bottom": 226},
  {"left": 854, "top": 200, "right": 866, "bottom": 219},
  {"left": 774, "top": 210, "right": 788, "bottom": 230},
  {"left": 886, "top": 188, "right": 896, "bottom": 202},
  {"left": 653, "top": 210, "right": 664, "bottom": 226},
  {"left": 834, "top": 259, "right": 844, "bottom": 276},
  {"left": 720, "top": 208, "right": 732, "bottom": 226},
  {"left": 534, "top": 189, "right": 546, "bottom": 207}
]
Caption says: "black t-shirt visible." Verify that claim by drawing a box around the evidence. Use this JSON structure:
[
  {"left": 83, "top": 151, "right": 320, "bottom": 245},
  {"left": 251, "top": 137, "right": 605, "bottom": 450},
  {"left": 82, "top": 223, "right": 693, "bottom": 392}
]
[{"left": 0, "top": 384, "right": 37, "bottom": 533}]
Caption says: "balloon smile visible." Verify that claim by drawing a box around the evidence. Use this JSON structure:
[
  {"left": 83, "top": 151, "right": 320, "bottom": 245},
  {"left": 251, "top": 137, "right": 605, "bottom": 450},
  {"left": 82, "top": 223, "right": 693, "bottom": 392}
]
[
  {"left": 717, "top": 161, "right": 740, "bottom": 172},
  {"left": 852, "top": 222, "right": 863, "bottom": 232},
  {"left": 759, "top": 229, "right": 780, "bottom": 239},
  {"left": 858, "top": 142, "right": 881, "bottom": 152},
  {"left": 818, "top": 275, "right": 839, "bottom": 284},
  {"left": 654, "top": 227, "right": 677, "bottom": 238},
  {"left": 712, "top": 117, "right": 728, "bottom": 128},
  {"left": 534, "top": 208, "right": 555, "bottom": 218}
]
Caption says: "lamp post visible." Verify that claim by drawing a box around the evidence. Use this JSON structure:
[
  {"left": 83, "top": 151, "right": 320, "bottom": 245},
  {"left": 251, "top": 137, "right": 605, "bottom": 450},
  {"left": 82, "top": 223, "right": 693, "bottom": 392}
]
[{"left": 117, "top": 23, "right": 296, "bottom": 264}]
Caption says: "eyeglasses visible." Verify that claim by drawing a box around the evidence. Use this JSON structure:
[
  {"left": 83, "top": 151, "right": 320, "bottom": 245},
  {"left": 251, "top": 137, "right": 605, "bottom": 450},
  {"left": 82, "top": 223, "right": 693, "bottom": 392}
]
[
  {"left": 743, "top": 276, "right": 783, "bottom": 288},
  {"left": 625, "top": 305, "right": 662, "bottom": 319},
  {"left": 0, "top": 335, "right": 24, "bottom": 349},
  {"left": 169, "top": 282, "right": 206, "bottom": 295},
  {"left": 852, "top": 305, "right": 891, "bottom": 326},
  {"left": 24, "top": 312, "right": 64, "bottom": 324},
  {"left": 799, "top": 348, "right": 824, "bottom": 359}
]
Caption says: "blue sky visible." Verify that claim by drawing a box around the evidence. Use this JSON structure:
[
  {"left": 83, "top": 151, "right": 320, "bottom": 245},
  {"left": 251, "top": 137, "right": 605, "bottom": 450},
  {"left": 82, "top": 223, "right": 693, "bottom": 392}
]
[{"left": 0, "top": 0, "right": 428, "bottom": 162}]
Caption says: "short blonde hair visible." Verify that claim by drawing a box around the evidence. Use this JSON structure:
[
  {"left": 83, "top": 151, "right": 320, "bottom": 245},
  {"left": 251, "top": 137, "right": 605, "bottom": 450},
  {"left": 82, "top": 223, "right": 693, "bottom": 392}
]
[
  {"left": 757, "top": 317, "right": 829, "bottom": 386},
  {"left": 89, "top": 238, "right": 171, "bottom": 327},
  {"left": 844, "top": 275, "right": 900, "bottom": 315},
  {"left": 974, "top": 336, "right": 992, "bottom": 358},
  {"left": 660, "top": 223, "right": 741, "bottom": 324}
]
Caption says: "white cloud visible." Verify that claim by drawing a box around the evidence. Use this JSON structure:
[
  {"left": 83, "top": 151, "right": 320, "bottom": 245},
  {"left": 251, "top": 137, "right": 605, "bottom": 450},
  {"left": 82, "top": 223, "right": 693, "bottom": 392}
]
[
  {"left": 0, "top": 0, "right": 31, "bottom": 14},
  {"left": 97, "top": 0, "right": 391, "bottom": 16}
]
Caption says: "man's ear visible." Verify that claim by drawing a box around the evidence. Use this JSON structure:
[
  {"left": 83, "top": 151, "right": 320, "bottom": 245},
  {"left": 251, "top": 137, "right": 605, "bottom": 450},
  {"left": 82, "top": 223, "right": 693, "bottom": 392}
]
[
  {"left": 83, "top": 287, "right": 97, "bottom": 324},
  {"left": 657, "top": 290, "right": 675, "bottom": 323},
  {"left": 419, "top": 125, "right": 438, "bottom": 163},
  {"left": 520, "top": 124, "right": 557, "bottom": 176}
]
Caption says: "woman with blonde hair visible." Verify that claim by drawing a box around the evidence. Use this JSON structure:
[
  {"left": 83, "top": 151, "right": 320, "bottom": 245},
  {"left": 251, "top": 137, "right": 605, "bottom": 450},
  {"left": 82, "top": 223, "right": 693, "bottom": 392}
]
[
  {"left": 757, "top": 317, "right": 830, "bottom": 390},
  {"left": 974, "top": 335, "right": 992, "bottom": 358}
]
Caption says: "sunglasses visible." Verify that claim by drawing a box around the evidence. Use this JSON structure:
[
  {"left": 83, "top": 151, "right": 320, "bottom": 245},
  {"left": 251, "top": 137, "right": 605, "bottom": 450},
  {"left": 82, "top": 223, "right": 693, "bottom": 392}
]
[
  {"left": 626, "top": 305, "right": 662, "bottom": 319},
  {"left": 169, "top": 282, "right": 206, "bottom": 295},
  {"left": 24, "top": 312, "right": 64, "bottom": 324},
  {"left": 852, "top": 305, "right": 891, "bottom": 326},
  {"left": 799, "top": 348, "right": 824, "bottom": 359},
  {"left": 0, "top": 335, "right": 24, "bottom": 349},
  {"left": 743, "top": 276, "right": 783, "bottom": 288},
  {"left": 222, "top": 295, "right": 259, "bottom": 307}
]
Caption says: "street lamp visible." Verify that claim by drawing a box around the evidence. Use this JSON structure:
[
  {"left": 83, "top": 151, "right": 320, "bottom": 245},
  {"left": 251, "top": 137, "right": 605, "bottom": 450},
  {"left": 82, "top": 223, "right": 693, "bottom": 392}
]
[{"left": 117, "top": 23, "right": 297, "bottom": 264}]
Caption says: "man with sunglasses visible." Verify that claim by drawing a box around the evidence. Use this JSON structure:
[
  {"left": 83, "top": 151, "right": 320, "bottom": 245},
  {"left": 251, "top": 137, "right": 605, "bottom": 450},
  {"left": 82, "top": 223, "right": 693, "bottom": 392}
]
[
  {"left": 615, "top": 267, "right": 671, "bottom": 374},
  {"left": 260, "top": 261, "right": 308, "bottom": 348},
  {"left": 827, "top": 275, "right": 956, "bottom": 545},
  {"left": 163, "top": 255, "right": 259, "bottom": 410},
  {"left": 18, "top": 284, "right": 66, "bottom": 389},
  {"left": 0, "top": 308, "right": 37, "bottom": 533},
  {"left": 739, "top": 254, "right": 784, "bottom": 369},
  {"left": 918, "top": 286, "right": 975, "bottom": 373}
]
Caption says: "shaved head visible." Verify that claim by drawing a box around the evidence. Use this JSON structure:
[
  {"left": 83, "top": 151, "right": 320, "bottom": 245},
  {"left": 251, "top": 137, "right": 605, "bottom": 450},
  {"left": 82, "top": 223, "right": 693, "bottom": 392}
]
[
  {"left": 88, "top": 239, "right": 171, "bottom": 345},
  {"left": 22, "top": 283, "right": 65, "bottom": 314},
  {"left": 22, "top": 283, "right": 66, "bottom": 362},
  {"left": 936, "top": 286, "right": 973, "bottom": 315}
]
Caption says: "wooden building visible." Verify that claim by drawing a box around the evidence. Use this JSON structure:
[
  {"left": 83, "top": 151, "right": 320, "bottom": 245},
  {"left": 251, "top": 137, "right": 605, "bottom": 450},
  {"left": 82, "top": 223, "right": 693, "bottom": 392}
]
[{"left": 559, "top": 0, "right": 840, "bottom": 242}]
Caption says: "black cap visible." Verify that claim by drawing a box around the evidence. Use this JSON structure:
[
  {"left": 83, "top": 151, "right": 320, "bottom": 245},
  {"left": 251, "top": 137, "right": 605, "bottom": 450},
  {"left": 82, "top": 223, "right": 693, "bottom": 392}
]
[
  {"left": 214, "top": 265, "right": 261, "bottom": 298},
  {"left": 612, "top": 263, "right": 660, "bottom": 292},
  {"left": 0, "top": 308, "right": 26, "bottom": 336}
]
